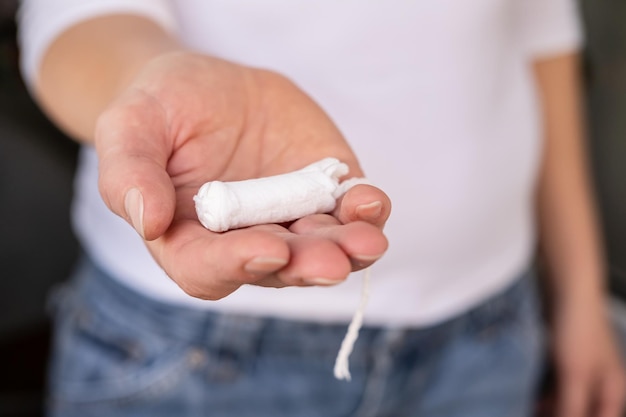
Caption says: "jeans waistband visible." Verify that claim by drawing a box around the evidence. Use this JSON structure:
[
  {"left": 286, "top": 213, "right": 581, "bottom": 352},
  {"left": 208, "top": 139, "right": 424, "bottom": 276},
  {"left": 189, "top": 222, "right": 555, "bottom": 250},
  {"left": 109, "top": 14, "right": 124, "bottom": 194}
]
[{"left": 64, "top": 255, "right": 537, "bottom": 351}]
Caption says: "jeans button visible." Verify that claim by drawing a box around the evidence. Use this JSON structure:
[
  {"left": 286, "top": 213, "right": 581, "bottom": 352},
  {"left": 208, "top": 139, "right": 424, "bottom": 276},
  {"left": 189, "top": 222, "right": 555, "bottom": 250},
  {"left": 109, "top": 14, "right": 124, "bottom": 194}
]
[{"left": 187, "top": 347, "right": 207, "bottom": 368}]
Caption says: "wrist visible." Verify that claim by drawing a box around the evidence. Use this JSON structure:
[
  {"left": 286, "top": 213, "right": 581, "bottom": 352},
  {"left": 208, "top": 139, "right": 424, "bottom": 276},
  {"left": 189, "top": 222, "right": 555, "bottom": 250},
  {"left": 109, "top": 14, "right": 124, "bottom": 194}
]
[{"left": 541, "top": 262, "right": 607, "bottom": 311}]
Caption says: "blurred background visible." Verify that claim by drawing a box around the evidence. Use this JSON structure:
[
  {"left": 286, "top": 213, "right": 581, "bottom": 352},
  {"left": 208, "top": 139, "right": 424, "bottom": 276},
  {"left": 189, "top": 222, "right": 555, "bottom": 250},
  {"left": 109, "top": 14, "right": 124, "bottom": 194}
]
[
  {"left": 0, "top": 1, "right": 624, "bottom": 416},
  {"left": 0, "top": 1, "right": 78, "bottom": 416}
]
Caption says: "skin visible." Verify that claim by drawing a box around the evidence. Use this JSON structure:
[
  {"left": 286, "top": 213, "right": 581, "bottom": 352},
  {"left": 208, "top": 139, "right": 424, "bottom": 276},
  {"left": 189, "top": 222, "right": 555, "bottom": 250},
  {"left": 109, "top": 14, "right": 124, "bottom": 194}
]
[
  {"left": 36, "top": 15, "right": 390, "bottom": 299},
  {"left": 34, "top": 14, "right": 624, "bottom": 416},
  {"left": 534, "top": 54, "right": 626, "bottom": 417}
]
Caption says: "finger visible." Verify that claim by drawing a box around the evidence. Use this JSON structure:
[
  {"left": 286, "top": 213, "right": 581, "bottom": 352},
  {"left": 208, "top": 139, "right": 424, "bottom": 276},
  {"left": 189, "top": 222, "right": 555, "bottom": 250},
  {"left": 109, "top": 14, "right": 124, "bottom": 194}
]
[
  {"left": 289, "top": 214, "right": 388, "bottom": 270},
  {"left": 334, "top": 184, "right": 391, "bottom": 228},
  {"left": 597, "top": 370, "right": 626, "bottom": 417},
  {"left": 148, "top": 221, "right": 291, "bottom": 300},
  {"left": 95, "top": 90, "right": 176, "bottom": 240},
  {"left": 275, "top": 232, "right": 352, "bottom": 287},
  {"left": 556, "top": 370, "right": 592, "bottom": 417}
]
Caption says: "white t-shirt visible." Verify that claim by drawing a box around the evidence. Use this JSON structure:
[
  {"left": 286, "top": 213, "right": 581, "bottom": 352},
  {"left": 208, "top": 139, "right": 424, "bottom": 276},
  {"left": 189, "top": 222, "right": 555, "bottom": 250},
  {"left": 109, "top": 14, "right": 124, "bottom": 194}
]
[{"left": 19, "top": 0, "right": 582, "bottom": 327}]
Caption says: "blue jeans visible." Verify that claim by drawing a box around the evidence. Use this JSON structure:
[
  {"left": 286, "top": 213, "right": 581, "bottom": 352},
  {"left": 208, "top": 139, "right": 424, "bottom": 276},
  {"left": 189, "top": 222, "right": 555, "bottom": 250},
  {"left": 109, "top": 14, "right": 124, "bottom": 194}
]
[{"left": 47, "top": 257, "right": 544, "bottom": 417}]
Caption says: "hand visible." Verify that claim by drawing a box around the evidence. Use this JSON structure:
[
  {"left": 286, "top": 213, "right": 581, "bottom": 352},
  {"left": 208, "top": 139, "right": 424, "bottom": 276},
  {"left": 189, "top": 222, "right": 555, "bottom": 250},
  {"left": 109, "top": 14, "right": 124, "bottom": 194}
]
[
  {"left": 94, "top": 51, "right": 390, "bottom": 300},
  {"left": 546, "top": 297, "right": 626, "bottom": 417}
]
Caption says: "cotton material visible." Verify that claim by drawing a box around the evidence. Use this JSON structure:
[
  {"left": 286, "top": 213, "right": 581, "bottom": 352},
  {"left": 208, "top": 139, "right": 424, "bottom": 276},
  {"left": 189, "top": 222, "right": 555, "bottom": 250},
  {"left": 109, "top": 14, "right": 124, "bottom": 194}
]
[
  {"left": 19, "top": 0, "right": 582, "bottom": 327},
  {"left": 194, "top": 158, "right": 354, "bottom": 232}
]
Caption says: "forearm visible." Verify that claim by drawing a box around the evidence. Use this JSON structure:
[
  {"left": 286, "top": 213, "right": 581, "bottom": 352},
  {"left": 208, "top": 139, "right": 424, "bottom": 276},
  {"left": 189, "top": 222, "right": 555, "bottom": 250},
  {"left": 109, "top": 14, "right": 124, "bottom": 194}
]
[
  {"left": 34, "top": 14, "right": 181, "bottom": 143},
  {"left": 534, "top": 53, "right": 606, "bottom": 311}
]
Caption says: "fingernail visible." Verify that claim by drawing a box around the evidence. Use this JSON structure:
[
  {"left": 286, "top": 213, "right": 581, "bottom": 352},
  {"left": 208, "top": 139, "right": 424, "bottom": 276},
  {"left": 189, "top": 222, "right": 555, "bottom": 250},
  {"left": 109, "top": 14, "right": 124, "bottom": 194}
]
[
  {"left": 125, "top": 188, "right": 145, "bottom": 239},
  {"left": 306, "top": 277, "right": 344, "bottom": 286},
  {"left": 353, "top": 253, "right": 384, "bottom": 262},
  {"left": 351, "top": 253, "right": 385, "bottom": 268},
  {"left": 356, "top": 201, "right": 382, "bottom": 220},
  {"left": 244, "top": 257, "right": 288, "bottom": 274}
]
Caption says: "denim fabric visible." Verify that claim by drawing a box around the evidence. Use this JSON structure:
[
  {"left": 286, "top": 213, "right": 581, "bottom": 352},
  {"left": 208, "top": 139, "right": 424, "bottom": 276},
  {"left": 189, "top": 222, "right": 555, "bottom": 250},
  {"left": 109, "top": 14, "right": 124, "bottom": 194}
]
[{"left": 47, "top": 257, "right": 544, "bottom": 417}]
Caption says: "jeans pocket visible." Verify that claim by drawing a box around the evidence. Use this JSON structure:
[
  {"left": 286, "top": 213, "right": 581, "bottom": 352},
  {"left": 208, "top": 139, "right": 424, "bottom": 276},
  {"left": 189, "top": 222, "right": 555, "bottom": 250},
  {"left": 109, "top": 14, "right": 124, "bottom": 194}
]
[
  {"left": 49, "top": 298, "right": 190, "bottom": 408},
  {"left": 472, "top": 275, "right": 545, "bottom": 384}
]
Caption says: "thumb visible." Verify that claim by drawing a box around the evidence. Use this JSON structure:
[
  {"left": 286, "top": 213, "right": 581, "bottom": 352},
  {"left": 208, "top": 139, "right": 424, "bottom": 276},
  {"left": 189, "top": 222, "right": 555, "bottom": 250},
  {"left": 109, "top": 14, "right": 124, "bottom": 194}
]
[{"left": 95, "top": 92, "right": 176, "bottom": 240}]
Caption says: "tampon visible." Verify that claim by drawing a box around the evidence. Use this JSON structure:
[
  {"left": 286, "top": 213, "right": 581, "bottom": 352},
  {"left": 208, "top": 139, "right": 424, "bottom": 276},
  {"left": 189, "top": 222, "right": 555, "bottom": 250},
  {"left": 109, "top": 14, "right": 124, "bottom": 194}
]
[
  {"left": 193, "top": 157, "right": 370, "bottom": 381},
  {"left": 194, "top": 158, "right": 363, "bottom": 232}
]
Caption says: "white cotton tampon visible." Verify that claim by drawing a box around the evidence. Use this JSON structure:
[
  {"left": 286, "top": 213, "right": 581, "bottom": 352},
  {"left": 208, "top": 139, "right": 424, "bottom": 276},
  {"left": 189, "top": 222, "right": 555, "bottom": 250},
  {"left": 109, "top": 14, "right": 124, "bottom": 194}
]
[
  {"left": 194, "top": 158, "right": 364, "bottom": 232},
  {"left": 194, "top": 157, "right": 372, "bottom": 381}
]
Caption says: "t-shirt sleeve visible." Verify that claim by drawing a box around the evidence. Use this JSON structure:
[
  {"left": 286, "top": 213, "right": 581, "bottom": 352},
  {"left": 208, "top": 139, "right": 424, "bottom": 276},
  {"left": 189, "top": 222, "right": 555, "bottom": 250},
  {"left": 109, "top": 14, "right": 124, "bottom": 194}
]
[
  {"left": 516, "top": 0, "right": 584, "bottom": 58},
  {"left": 17, "top": 0, "right": 178, "bottom": 88}
]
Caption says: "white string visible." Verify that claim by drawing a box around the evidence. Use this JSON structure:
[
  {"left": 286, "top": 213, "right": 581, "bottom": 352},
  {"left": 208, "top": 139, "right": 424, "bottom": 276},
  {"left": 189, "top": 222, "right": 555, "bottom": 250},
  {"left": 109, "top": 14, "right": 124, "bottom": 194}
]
[{"left": 334, "top": 267, "right": 371, "bottom": 381}]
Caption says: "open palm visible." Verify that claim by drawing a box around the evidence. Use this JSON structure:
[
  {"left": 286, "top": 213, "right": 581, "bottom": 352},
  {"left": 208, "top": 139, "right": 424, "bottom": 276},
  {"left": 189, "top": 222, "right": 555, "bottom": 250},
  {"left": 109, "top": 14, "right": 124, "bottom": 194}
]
[{"left": 94, "top": 52, "right": 390, "bottom": 300}]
